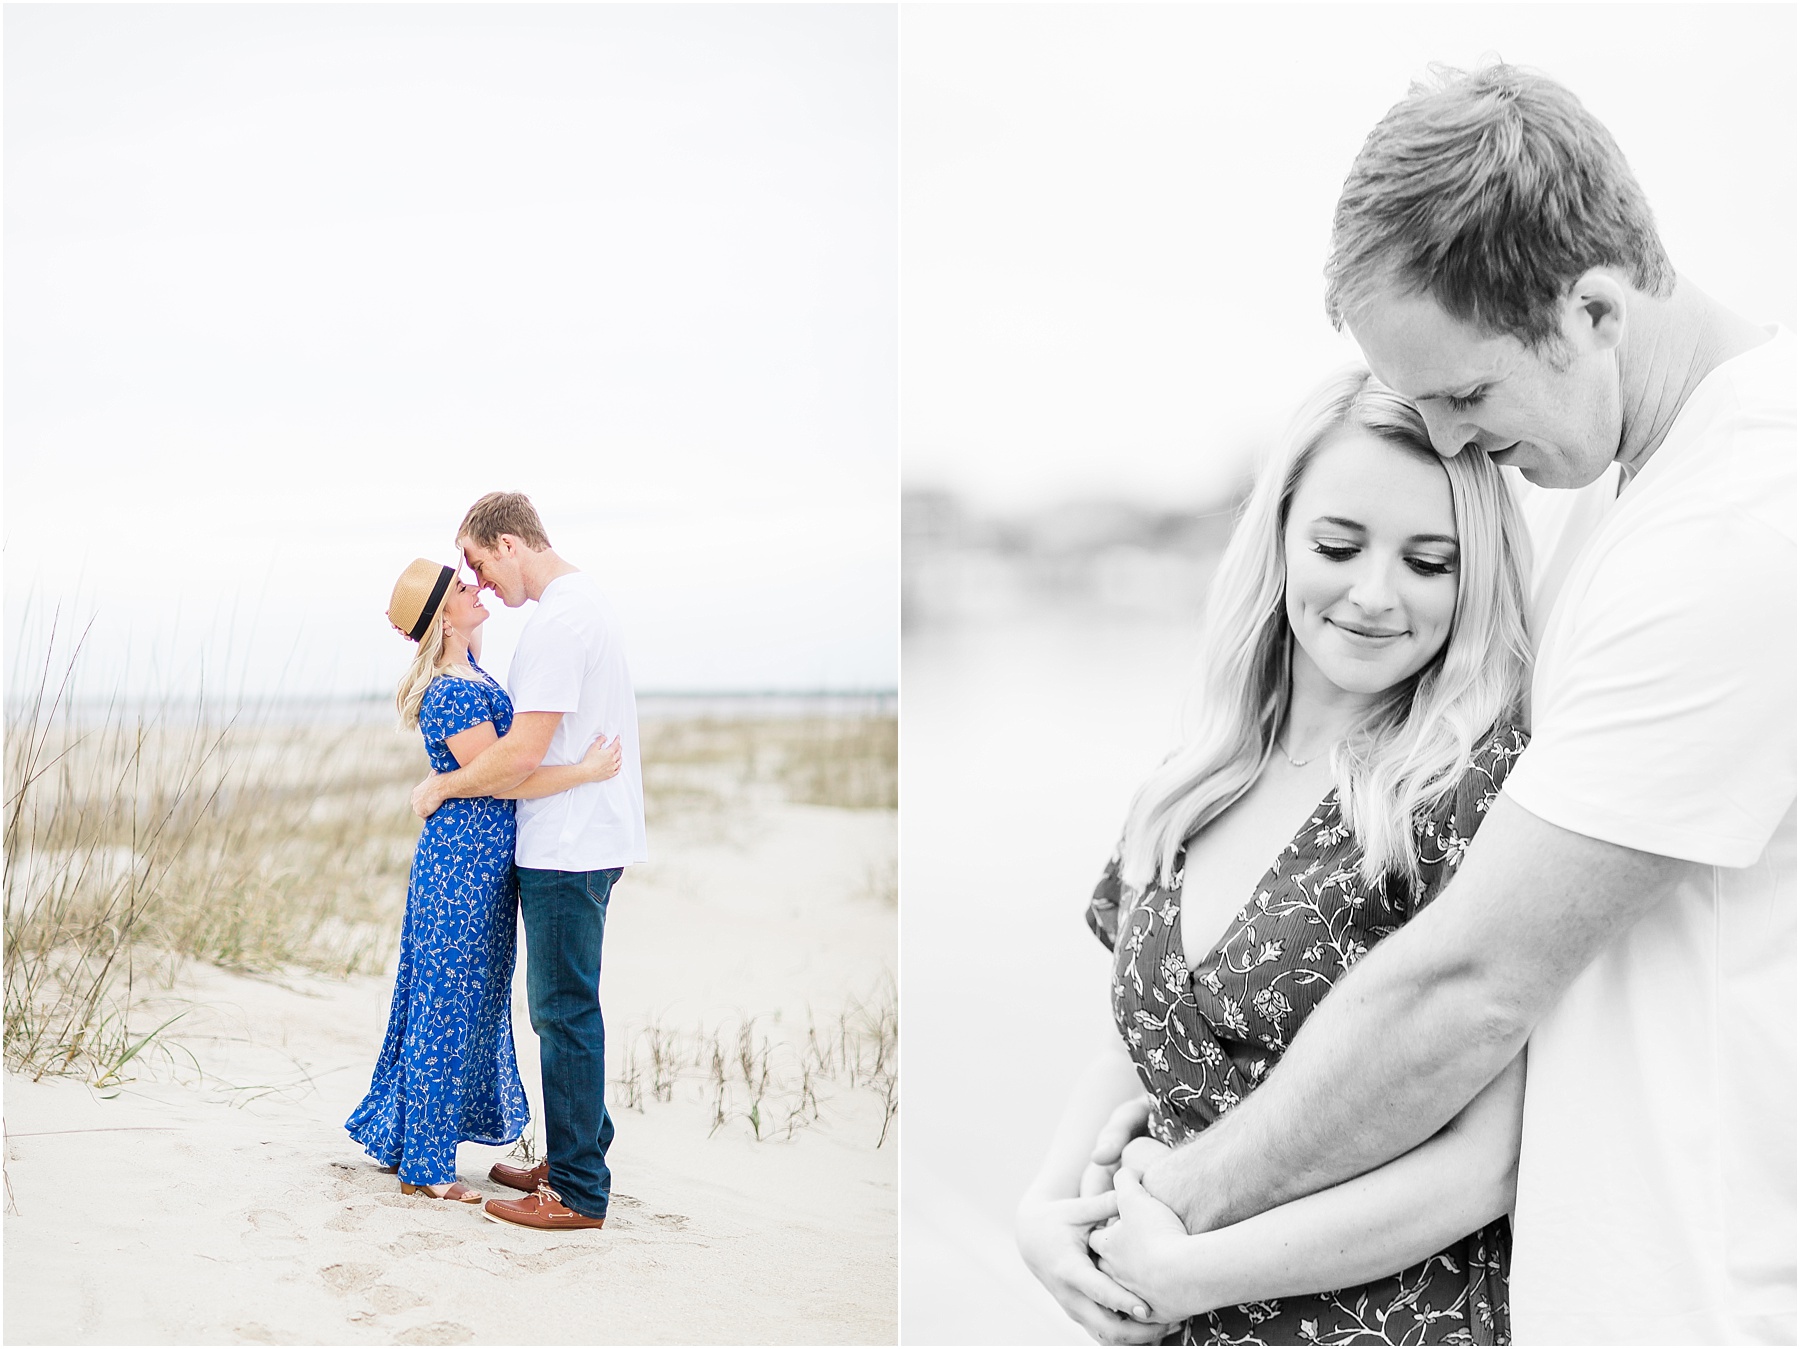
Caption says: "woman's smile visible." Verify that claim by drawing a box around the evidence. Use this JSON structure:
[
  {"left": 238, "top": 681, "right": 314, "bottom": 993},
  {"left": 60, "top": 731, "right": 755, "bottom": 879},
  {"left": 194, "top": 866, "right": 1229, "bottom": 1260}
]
[
  {"left": 1283, "top": 428, "right": 1460, "bottom": 701},
  {"left": 1326, "top": 618, "right": 1408, "bottom": 643}
]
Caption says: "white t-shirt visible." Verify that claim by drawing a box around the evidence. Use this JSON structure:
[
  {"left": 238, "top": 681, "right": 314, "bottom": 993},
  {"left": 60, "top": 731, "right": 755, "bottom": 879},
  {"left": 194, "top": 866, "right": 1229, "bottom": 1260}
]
[
  {"left": 506, "top": 572, "right": 648, "bottom": 871},
  {"left": 1504, "top": 329, "right": 1796, "bottom": 1344}
]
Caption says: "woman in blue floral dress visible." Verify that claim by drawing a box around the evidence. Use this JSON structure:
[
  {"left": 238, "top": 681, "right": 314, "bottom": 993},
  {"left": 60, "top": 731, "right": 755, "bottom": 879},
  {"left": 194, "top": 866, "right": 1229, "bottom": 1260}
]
[
  {"left": 346, "top": 560, "right": 620, "bottom": 1203},
  {"left": 1018, "top": 369, "right": 1535, "bottom": 1345}
]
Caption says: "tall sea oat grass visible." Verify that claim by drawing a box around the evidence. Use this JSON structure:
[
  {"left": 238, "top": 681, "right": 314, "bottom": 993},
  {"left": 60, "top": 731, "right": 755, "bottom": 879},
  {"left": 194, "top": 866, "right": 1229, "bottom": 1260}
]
[
  {"left": 610, "top": 979, "right": 899, "bottom": 1147},
  {"left": 7, "top": 635, "right": 898, "bottom": 1096},
  {"left": 4, "top": 621, "right": 422, "bottom": 1080},
  {"left": 640, "top": 713, "right": 898, "bottom": 819}
]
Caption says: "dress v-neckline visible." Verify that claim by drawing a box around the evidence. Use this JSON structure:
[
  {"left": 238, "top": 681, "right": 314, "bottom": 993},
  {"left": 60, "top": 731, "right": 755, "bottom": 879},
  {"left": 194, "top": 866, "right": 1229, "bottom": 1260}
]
[{"left": 1171, "top": 783, "right": 1342, "bottom": 974}]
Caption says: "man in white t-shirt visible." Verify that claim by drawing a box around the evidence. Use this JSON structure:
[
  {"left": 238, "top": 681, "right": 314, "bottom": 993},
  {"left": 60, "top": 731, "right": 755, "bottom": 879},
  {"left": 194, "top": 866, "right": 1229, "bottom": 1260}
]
[
  {"left": 1094, "top": 64, "right": 1795, "bottom": 1343},
  {"left": 410, "top": 491, "right": 648, "bottom": 1232}
]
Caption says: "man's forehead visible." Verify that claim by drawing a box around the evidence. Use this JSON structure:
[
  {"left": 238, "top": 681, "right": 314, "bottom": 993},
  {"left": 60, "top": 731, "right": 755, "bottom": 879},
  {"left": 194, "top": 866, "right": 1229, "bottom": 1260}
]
[{"left": 1348, "top": 292, "right": 1513, "bottom": 396}]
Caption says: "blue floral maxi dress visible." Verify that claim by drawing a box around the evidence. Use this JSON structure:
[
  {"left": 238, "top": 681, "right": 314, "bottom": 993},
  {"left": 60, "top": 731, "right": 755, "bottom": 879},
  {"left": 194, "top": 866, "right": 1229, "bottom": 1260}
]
[
  {"left": 1088, "top": 725, "right": 1528, "bottom": 1347},
  {"left": 346, "top": 662, "right": 530, "bottom": 1184}
]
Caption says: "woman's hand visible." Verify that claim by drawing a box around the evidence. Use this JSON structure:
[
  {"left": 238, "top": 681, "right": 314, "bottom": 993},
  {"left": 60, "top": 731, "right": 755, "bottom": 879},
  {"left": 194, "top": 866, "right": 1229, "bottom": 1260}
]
[
  {"left": 1081, "top": 1095, "right": 1154, "bottom": 1196},
  {"left": 1088, "top": 1169, "right": 1201, "bottom": 1323},
  {"left": 1016, "top": 1191, "right": 1181, "bottom": 1344},
  {"left": 411, "top": 774, "right": 448, "bottom": 819},
  {"left": 579, "top": 734, "right": 623, "bottom": 783}
]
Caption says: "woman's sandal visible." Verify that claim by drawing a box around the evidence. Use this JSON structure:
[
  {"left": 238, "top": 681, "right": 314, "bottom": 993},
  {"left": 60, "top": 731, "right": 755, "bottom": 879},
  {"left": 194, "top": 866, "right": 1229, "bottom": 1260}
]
[{"left": 401, "top": 1180, "right": 484, "bottom": 1204}]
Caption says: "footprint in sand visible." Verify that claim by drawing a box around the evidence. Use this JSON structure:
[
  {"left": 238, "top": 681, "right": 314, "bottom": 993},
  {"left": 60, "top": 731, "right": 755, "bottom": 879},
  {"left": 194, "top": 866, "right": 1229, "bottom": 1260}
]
[
  {"left": 393, "top": 1322, "right": 475, "bottom": 1344},
  {"left": 330, "top": 1160, "right": 398, "bottom": 1195},
  {"left": 382, "top": 1230, "right": 465, "bottom": 1257},
  {"left": 321, "top": 1262, "right": 385, "bottom": 1294},
  {"left": 602, "top": 1194, "right": 688, "bottom": 1230},
  {"left": 495, "top": 1244, "right": 600, "bottom": 1274},
  {"left": 247, "top": 1209, "right": 305, "bottom": 1241},
  {"left": 365, "top": 1284, "right": 428, "bottom": 1315},
  {"left": 604, "top": 1205, "right": 690, "bottom": 1233}
]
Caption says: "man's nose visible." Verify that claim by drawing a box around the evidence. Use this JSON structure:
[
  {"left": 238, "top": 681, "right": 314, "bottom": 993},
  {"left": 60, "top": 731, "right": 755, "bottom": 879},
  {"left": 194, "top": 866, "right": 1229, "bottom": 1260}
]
[{"left": 1420, "top": 404, "right": 1481, "bottom": 458}]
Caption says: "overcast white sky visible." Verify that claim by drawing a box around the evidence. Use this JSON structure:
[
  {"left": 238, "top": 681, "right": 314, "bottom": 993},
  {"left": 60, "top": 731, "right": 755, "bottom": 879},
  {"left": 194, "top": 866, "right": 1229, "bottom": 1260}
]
[
  {"left": 903, "top": 3, "right": 1797, "bottom": 515},
  {"left": 7, "top": 5, "right": 897, "bottom": 700}
]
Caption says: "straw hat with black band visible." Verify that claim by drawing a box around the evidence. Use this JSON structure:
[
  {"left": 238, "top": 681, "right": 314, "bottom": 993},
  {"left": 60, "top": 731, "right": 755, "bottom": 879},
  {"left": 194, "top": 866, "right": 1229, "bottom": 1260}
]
[{"left": 388, "top": 559, "right": 457, "bottom": 642}]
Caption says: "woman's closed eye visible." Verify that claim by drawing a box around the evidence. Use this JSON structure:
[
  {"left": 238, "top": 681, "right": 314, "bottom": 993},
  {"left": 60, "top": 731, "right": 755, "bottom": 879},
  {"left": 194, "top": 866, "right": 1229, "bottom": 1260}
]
[
  {"left": 1313, "top": 541, "right": 1455, "bottom": 576},
  {"left": 1406, "top": 555, "right": 1456, "bottom": 577}
]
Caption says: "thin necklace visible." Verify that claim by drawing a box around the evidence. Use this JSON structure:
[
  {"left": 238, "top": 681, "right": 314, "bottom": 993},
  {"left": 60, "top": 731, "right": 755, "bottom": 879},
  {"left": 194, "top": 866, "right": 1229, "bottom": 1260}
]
[{"left": 1277, "top": 737, "right": 1329, "bottom": 768}]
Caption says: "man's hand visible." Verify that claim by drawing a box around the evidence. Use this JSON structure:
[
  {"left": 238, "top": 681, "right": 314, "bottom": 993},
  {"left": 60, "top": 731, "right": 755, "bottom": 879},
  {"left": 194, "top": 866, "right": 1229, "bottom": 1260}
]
[
  {"left": 1016, "top": 1191, "right": 1181, "bottom": 1344},
  {"left": 1080, "top": 1095, "right": 1153, "bottom": 1197},
  {"left": 1120, "top": 1135, "right": 1172, "bottom": 1179},
  {"left": 1089, "top": 1169, "right": 1198, "bottom": 1323},
  {"left": 411, "top": 774, "right": 448, "bottom": 820}
]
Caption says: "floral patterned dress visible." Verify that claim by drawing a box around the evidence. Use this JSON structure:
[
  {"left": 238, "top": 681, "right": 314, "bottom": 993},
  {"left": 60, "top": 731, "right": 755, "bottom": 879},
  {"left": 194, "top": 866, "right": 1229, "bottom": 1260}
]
[
  {"left": 1088, "top": 725, "right": 1528, "bottom": 1347},
  {"left": 346, "top": 661, "right": 530, "bottom": 1184}
]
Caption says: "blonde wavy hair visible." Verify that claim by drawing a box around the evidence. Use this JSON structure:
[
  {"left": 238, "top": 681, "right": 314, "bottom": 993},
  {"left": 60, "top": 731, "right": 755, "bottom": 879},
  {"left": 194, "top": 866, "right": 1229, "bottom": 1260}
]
[
  {"left": 395, "top": 587, "right": 481, "bottom": 730},
  {"left": 1120, "top": 365, "right": 1532, "bottom": 897}
]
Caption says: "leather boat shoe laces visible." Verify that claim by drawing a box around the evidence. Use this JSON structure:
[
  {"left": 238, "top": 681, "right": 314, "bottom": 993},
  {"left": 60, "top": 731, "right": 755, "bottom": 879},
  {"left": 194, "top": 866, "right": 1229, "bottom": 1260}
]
[
  {"left": 484, "top": 1182, "right": 606, "bottom": 1231},
  {"left": 488, "top": 1159, "right": 550, "bottom": 1193}
]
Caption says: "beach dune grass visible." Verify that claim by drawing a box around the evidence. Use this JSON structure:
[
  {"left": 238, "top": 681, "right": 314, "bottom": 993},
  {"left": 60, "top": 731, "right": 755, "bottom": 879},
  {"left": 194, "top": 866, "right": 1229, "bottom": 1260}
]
[
  {"left": 4, "top": 639, "right": 898, "bottom": 1097},
  {"left": 608, "top": 978, "right": 899, "bottom": 1147},
  {"left": 4, "top": 672, "right": 420, "bottom": 1079}
]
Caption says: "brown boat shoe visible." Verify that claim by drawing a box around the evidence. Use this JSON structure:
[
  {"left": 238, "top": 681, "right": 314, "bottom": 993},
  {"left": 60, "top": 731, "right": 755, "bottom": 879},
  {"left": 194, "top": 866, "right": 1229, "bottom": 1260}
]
[
  {"left": 487, "top": 1159, "right": 550, "bottom": 1193},
  {"left": 484, "top": 1182, "right": 606, "bottom": 1232}
]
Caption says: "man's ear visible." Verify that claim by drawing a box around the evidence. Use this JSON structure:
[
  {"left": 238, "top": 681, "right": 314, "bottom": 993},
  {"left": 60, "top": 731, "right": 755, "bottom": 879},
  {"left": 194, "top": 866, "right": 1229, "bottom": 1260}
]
[{"left": 1564, "top": 269, "right": 1626, "bottom": 354}]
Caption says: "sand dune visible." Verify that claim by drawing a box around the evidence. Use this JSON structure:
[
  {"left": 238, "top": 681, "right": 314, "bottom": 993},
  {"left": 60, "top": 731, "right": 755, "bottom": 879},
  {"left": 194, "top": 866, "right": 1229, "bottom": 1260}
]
[{"left": 6, "top": 791, "right": 897, "bottom": 1346}]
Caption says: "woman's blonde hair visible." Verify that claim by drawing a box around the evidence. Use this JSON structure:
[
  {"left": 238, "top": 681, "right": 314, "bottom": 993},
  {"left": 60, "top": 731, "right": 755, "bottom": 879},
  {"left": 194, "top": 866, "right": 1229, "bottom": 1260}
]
[
  {"left": 1119, "top": 365, "right": 1532, "bottom": 896},
  {"left": 395, "top": 588, "right": 480, "bottom": 730}
]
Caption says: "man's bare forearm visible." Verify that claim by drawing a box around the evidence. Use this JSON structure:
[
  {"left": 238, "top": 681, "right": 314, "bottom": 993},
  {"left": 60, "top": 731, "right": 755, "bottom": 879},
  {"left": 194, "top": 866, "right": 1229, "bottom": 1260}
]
[
  {"left": 1141, "top": 795, "right": 1678, "bottom": 1233},
  {"left": 1141, "top": 910, "right": 1521, "bottom": 1232},
  {"left": 437, "top": 735, "right": 541, "bottom": 800}
]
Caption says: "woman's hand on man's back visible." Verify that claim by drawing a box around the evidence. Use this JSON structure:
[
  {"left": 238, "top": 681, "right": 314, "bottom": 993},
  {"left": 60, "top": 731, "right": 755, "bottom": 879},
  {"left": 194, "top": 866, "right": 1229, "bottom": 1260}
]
[{"left": 579, "top": 734, "right": 623, "bottom": 783}]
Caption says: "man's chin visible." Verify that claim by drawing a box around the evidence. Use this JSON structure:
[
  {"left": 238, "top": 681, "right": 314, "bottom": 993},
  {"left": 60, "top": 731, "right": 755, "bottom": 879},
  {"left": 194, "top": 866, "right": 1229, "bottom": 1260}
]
[
  {"left": 1521, "top": 461, "right": 1610, "bottom": 491},
  {"left": 1511, "top": 440, "right": 1621, "bottom": 491}
]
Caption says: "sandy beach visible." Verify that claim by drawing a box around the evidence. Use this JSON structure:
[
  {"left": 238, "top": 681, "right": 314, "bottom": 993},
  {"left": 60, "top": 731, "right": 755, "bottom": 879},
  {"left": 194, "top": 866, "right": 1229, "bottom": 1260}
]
[{"left": 5, "top": 721, "right": 897, "bottom": 1346}]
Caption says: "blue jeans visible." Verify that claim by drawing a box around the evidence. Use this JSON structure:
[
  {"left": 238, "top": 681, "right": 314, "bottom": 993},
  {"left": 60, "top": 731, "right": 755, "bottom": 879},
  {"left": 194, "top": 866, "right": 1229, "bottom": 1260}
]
[{"left": 517, "top": 865, "right": 621, "bottom": 1220}]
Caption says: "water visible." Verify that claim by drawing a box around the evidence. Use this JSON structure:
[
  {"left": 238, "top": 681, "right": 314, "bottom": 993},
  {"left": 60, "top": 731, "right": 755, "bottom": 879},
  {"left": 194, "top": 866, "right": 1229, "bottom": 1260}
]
[
  {"left": 24, "top": 690, "right": 895, "bottom": 732},
  {"left": 900, "top": 610, "right": 1198, "bottom": 1343}
]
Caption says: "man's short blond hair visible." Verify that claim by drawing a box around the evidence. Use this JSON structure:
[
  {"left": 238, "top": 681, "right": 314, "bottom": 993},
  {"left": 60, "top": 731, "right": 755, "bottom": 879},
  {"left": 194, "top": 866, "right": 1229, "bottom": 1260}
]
[
  {"left": 1326, "top": 62, "right": 1674, "bottom": 351},
  {"left": 458, "top": 491, "right": 552, "bottom": 551}
]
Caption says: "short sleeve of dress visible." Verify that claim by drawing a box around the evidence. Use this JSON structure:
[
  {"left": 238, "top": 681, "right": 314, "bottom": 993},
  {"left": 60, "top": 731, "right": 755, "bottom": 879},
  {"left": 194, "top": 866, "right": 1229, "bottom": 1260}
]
[
  {"left": 1411, "top": 722, "right": 1530, "bottom": 911},
  {"left": 1086, "top": 847, "right": 1127, "bottom": 952},
  {"left": 418, "top": 675, "right": 493, "bottom": 747}
]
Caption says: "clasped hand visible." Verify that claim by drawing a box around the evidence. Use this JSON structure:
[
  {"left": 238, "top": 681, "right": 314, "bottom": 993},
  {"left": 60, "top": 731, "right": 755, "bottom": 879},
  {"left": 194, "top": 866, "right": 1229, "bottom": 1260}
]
[
  {"left": 1017, "top": 1095, "right": 1192, "bottom": 1344},
  {"left": 1084, "top": 1098, "right": 1199, "bottom": 1329},
  {"left": 1016, "top": 1188, "right": 1179, "bottom": 1346}
]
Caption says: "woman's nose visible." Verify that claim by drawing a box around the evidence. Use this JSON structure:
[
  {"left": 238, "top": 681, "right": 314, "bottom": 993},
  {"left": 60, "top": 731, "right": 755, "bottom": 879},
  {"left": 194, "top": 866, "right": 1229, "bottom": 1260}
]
[{"left": 1346, "top": 560, "right": 1399, "bottom": 613}]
